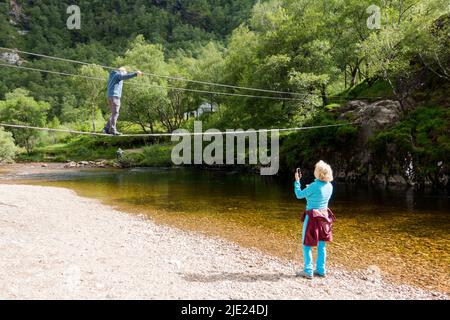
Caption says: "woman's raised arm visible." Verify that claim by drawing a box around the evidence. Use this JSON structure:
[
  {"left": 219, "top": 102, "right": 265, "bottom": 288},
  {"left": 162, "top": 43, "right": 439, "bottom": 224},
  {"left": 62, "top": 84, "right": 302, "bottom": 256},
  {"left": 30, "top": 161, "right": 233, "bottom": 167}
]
[{"left": 294, "top": 180, "right": 313, "bottom": 199}]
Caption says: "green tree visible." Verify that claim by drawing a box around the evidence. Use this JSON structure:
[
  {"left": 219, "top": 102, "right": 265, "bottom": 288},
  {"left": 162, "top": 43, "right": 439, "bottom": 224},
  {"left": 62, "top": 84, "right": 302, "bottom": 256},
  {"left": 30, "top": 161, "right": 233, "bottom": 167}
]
[
  {"left": 0, "top": 89, "right": 49, "bottom": 154},
  {"left": 0, "top": 128, "right": 18, "bottom": 163},
  {"left": 170, "top": 41, "right": 226, "bottom": 128},
  {"left": 360, "top": 0, "right": 449, "bottom": 103},
  {"left": 73, "top": 65, "right": 108, "bottom": 132},
  {"left": 194, "top": 42, "right": 225, "bottom": 107}
]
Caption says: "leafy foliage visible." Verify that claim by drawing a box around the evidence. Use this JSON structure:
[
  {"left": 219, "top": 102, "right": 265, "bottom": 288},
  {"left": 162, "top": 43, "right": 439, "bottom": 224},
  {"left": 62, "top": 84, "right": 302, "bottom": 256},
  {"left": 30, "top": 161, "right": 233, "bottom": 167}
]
[
  {"left": 279, "top": 112, "right": 358, "bottom": 175},
  {"left": 0, "top": 128, "right": 18, "bottom": 163},
  {"left": 0, "top": 89, "right": 49, "bottom": 153},
  {"left": 370, "top": 106, "right": 450, "bottom": 186}
]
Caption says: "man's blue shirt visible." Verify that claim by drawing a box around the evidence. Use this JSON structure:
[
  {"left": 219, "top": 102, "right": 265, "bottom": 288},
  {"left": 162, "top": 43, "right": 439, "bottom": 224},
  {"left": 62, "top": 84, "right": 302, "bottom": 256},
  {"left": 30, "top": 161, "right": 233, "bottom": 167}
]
[{"left": 107, "top": 71, "right": 137, "bottom": 98}]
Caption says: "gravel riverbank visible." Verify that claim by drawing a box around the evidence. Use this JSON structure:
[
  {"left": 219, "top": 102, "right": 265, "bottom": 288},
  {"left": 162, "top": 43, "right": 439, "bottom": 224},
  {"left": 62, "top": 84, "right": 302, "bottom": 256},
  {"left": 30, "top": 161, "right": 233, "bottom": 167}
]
[{"left": 0, "top": 184, "right": 446, "bottom": 300}]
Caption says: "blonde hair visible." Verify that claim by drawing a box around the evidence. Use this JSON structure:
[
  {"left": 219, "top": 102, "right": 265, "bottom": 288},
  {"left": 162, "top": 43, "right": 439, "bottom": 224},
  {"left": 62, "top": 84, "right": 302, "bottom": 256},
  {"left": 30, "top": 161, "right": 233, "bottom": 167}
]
[{"left": 314, "top": 160, "right": 333, "bottom": 182}]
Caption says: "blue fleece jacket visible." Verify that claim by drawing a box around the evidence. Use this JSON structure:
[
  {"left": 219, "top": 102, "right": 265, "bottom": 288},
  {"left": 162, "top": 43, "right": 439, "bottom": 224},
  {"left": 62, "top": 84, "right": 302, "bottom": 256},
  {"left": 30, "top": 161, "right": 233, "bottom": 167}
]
[
  {"left": 107, "top": 71, "right": 138, "bottom": 98},
  {"left": 294, "top": 179, "right": 333, "bottom": 210}
]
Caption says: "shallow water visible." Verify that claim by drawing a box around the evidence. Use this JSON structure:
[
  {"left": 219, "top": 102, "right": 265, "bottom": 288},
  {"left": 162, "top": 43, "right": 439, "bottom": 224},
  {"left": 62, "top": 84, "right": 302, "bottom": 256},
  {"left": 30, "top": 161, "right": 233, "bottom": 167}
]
[{"left": 3, "top": 167, "right": 449, "bottom": 293}]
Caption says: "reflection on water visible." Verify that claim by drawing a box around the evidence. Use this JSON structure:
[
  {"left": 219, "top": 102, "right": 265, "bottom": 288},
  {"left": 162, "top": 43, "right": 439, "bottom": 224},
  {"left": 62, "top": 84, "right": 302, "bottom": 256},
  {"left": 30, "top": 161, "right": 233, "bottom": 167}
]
[{"left": 4, "top": 167, "right": 450, "bottom": 293}]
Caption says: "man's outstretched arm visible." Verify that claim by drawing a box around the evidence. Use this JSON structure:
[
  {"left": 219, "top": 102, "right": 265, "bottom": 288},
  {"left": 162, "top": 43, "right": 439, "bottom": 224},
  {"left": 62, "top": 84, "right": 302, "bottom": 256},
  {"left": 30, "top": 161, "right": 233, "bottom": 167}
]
[{"left": 117, "top": 72, "right": 138, "bottom": 81}]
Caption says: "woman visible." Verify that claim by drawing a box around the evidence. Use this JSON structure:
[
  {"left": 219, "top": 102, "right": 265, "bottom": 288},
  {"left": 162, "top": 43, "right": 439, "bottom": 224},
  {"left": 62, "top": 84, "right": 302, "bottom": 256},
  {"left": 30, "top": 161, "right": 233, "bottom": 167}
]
[{"left": 294, "top": 160, "right": 335, "bottom": 279}]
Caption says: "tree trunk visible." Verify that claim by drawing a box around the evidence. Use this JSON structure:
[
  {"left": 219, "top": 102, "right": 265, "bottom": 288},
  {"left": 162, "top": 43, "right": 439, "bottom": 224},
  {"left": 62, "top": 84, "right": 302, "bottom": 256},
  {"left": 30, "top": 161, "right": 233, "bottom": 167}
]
[
  {"left": 350, "top": 66, "right": 358, "bottom": 87},
  {"left": 321, "top": 84, "right": 328, "bottom": 107},
  {"left": 344, "top": 67, "right": 347, "bottom": 89},
  {"left": 139, "top": 123, "right": 148, "bottom": 134},
  {"left": 91, "top": 106, "right": 96, "bottom": 132}
]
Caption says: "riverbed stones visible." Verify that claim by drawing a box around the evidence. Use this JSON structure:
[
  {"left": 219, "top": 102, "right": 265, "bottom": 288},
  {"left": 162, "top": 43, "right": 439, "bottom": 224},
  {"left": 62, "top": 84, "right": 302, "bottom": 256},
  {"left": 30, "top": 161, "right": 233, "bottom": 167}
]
[
  {"left": 64, "top": 161, "right": 78, "bottom": 168},
  {"left": 63, "top": 160, "right": 109, "bottom": 169},
  {"left": 438, "top": 174, "right": 449, "bottom": 186},
  {"left": 388, "top": 175, "right": 407, "bottom": 186},
  {"left": 374, "top": 174, "right": 387, "bottom": 185}
]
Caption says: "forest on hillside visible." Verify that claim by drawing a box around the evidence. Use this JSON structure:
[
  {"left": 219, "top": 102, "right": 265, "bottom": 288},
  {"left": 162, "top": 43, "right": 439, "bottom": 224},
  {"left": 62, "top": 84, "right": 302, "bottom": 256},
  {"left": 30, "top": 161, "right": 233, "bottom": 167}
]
[{"left": 0, "top": 0, "right": 449, "bottom": 188}]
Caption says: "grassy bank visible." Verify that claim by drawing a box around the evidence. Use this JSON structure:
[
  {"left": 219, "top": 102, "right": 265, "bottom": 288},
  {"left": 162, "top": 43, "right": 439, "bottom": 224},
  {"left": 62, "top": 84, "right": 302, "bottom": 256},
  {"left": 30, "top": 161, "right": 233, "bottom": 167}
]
[{"left": 17, "top": 134, "right": 173, "bottom": 166}]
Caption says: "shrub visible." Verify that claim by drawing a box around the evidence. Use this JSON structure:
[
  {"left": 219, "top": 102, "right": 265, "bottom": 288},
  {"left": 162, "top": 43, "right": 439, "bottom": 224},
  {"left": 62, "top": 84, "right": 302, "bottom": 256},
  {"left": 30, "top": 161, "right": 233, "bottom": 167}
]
[
  {"left": 140, "top": 144, "right": 174, "bottom": 167},
  {"left": 369, "top": 105, "right": 450, "bottom": 186},
  {"left": 0, "top": 128, "right": 18, "bottom": 163},
  {"left": 279, "top": 111, "right": 356, "bottom": 174},
  {"left": 325, "top": 103, "right": 341, "bottom": 111}
]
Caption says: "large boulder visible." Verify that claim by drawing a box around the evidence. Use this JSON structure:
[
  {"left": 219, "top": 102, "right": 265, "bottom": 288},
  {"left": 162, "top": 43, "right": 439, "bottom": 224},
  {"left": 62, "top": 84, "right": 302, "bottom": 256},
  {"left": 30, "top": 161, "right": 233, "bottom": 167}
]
[
  {"left": 0, "top": 52, "right": 22, "bottom": 65},
  {"left": 332, "top": 100, "right": 410, "bottom": 186},
  {"left": 388, "top": 175, "right": 407, "bottom": 186},
  {"left": 338, "top": 100, "right": 402, "bottom": 145}
]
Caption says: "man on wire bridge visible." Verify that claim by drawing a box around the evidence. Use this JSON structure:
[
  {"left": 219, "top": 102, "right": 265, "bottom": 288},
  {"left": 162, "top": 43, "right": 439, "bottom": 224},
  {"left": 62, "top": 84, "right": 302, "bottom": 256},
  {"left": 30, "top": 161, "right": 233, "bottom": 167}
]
[{"left": 103, "top": 67, "right": 143, "bottom": 136}]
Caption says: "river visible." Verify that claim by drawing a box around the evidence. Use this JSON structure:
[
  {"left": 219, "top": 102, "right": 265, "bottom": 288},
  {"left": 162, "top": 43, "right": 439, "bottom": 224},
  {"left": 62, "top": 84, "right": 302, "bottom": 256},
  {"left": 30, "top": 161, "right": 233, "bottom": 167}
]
[{"left": 1, "top": 166, "right": 449, "bottom": 293}]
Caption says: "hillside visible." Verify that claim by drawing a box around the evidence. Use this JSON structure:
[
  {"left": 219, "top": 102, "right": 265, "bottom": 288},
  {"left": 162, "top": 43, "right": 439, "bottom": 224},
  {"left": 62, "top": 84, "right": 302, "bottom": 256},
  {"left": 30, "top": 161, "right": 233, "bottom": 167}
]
[{"left": 3, "top": 0, "right": 256, "bottom": 52}]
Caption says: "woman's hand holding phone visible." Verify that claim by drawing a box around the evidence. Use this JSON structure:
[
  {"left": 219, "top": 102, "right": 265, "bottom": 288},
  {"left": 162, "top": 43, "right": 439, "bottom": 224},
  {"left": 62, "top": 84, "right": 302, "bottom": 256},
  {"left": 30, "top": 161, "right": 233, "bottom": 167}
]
[{"left": 295, "top": 168, "right": 302, "bottom": 182}]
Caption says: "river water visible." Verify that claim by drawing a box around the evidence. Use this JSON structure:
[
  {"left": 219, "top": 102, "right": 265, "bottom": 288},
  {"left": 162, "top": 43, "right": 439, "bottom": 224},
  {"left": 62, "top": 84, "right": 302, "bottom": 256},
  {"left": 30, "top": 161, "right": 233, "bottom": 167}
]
[{"left": 2, "top": 167, "right": 449, "bottom": 293}]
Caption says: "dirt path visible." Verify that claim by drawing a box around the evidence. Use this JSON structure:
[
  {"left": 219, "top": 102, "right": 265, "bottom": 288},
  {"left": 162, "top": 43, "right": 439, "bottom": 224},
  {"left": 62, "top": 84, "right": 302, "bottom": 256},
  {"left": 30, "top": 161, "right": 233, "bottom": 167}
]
[{"left": 0, "top": 184, "right": 446, "bottom": 299}]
